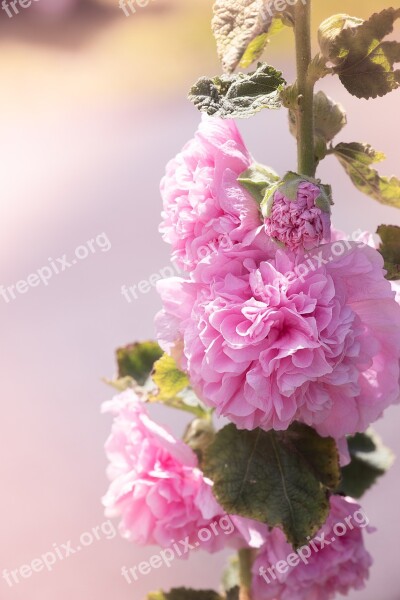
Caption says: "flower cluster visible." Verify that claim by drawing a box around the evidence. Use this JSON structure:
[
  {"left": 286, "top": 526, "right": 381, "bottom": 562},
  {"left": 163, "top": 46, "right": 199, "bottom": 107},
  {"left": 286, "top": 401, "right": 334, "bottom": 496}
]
[
  {"left": 102, "top": 391, "right": 373, "bottom": 600},
  {"left": 157, "top": 116, "right": 400, "bottom": 440},
  {"left": 102, "top": 116, "right": 399, "bottom": 599}
]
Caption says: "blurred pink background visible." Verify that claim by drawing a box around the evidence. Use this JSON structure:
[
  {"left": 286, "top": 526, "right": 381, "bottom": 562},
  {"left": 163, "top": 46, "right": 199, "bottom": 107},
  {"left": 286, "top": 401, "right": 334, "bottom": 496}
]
[{"left": 0, "top": 1, "right": 399, "bottom": 598}]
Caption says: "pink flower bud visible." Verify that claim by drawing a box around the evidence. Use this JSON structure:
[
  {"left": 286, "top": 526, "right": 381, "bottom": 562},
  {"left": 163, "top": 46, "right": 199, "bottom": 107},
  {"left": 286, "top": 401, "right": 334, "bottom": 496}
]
[{"left": 263, "top": 177, "right": 331, "bottom": 251}]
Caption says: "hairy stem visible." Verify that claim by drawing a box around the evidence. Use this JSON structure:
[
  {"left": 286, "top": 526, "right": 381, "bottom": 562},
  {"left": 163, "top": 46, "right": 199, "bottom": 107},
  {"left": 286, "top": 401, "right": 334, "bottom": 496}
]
[
  {"left": 238, "top": 548, "right": 253, "bottom": 600},
  {"left": 294, "top": 0, "right": 316, "bottom": 177}
]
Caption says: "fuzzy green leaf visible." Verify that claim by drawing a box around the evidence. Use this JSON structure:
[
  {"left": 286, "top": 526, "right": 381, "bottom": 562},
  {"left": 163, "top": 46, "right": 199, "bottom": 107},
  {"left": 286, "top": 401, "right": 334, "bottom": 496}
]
[
  {"left": 203, "top": 423, "right": 341, "bottom": 548},
  {"left": 212, "top": 0, "right": 271, "bottom": 73},
  {"left": 212, "top": 0, "right": 289, "bottom": 73},
  {"left": 318, "top": 9, "right": 400, "bottom": 98},
  {"left": 188, "top": 63, "right": 285, "bottom": 119},
  {"left": 333, "top": 142, "right": 400, "bottom": 208},
  {"left": 116, "top": 341, "right": 163, "bottom": 386},
  {"left": 290, "top": 91, "right": 346, "bottom": 161},
  {"left": 377, "top": 224, "right": 400, "bottom": 280},
  {"left": 339, "top": 430, "right": 394, "bottom": 499},
  {"left": 238, "top": 163, "right": 279, "bottom": 204},
  {"left": 313, "top": 91, "right": 346, "bottom": 160}
]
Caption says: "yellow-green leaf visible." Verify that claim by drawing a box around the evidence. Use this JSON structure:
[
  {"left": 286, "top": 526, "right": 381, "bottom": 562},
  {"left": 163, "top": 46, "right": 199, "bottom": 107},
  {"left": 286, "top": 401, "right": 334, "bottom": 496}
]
[
  {"left": 149, "top": 354, "right": 207, "bottom": 418},
  {"left": 333, "top": 142, "right": 400, "bottom": 208}
]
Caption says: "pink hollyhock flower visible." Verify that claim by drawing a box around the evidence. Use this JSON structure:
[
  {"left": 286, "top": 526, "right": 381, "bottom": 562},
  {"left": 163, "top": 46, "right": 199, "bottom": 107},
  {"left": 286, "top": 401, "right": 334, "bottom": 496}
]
[
  {"left": 159, "top": 115, "right": 264, "bottom": 271},
  {"left": 102, "top": 390, "right": 267, "bottom": 551},
  {"left": 156, "top": 242, "right": 400, "bottom": 438},
  {"left": 252, "top": 495, "right": 373, "bottom": 600},
  {"left": 264, "top": 179, "right": 331, "bottom": 251}
]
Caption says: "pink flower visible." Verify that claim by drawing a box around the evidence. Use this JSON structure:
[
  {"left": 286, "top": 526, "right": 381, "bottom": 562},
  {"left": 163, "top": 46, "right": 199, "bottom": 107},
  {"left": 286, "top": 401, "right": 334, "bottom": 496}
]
[
  {"left": 159, "top": 115, "right": 263, "bottom": 271},
  {"left": 102, "top": 390, "right": 267, "bottom": 551},
  {"left": 264, "top": 180, "right": 331, "bottom": 251},
  {"left": 156, "top": 242, "right": 400, "bottom": 438},
  {"left": 252, "top": 495, "right": 373, "bottom": 600}
]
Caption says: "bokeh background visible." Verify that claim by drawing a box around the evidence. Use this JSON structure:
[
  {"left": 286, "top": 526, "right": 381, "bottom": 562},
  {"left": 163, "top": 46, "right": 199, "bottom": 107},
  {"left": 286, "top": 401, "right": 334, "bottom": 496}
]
[{"left": 1, "top": 1, "right": 399, "bottom": 598}]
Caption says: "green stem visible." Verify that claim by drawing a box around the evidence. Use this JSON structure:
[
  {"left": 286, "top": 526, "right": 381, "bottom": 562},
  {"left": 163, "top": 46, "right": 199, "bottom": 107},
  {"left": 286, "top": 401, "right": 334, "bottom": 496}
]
[
  {"left": 238, "top": 548, "right": 253, "bottom": 600},
  {"left": 294, "top": 0, "right": 316, "bottom": 177}
]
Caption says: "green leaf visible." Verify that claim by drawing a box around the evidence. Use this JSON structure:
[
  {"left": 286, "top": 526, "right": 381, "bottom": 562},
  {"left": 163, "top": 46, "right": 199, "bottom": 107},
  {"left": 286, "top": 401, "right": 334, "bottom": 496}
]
[
  {"left": 116, "top": 341, "right": 163, "bottom": 386},
  {"left": 313, "top": 90, "right": 347, "bottom": 154},
  {"left": 333, "top": 142, "right": 400, "bottom": 208},
  {"left": 237, "top": 162, "right": 279, "bottom": 205},
  {"left": 290, "top": 91, "right": 346, "bottom": 161},
  {"left": 203, "top": 423, "right": 341, "bottom": 548},
  {"left": 149, "top": 354, "right": 208, "bottom": 418},
  {"left": 212, "top": 0, "right": 289, "bottom": 73},
  {"left": 188, "top": 63, "right": 285, "bottom": 119},
  {"left": 339, "top": 430, "right": 394, "bottom": 499},
  {"left": 318, "top": 9, "right": 400, "bottom": 98},
  {"left": 318, "top": 14, "right": 364, "bottom": 61},
  {"left": 212, "top": 0, "right": 270, "bottom": 73},
  {"left": 377, "top": 224, "right": 400, "bottom": 280},
  {"left": 147, "top": 589, "right": 223, "bottom": 600}
]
